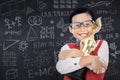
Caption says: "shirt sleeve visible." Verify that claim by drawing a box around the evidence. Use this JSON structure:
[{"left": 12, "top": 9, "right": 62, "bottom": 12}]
[
  {"left": 87, "top": 40, "right": 109, "bottom": 72},
  {"left": 56, "top": 57, "right": 82, "bottom": 74},
  {"left": 98, "top": 40, "right": 109, "bottom": 72},
  {"left": 56, "top": 44, "right": 82, "bottom": 74}
]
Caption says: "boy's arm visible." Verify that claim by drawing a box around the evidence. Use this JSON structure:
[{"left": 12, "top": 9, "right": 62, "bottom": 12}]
[
  {"left": 56, "top": 50, "right": 106, "bottom": 74},
  {"left": 56, "top": 40, "right": 109, "bottom": 74},
  {"left": 56, "top": 45, "right": 84, "bottom": 74},
  {"left": 56, "top": 51, "right": 106, "bottom": 74}
]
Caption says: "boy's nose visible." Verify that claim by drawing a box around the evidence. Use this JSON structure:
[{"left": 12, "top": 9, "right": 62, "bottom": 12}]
[{"left": 78, "top": 25, "right": 86, "bottom": 31}]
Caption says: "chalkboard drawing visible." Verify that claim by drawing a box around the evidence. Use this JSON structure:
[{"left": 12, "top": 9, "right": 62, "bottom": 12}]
[
  {"left": 4, "top": 18, "right": 12, "bottom": 29},
  {"left": 53, "top": 0, "right": 78, "bottom": 8},
  {"left": 4, "top": 16, "right": 22, "bottom": 30},
  {"left": 26, "top": 7, "right": 35, "bottom": 15},
  {"left": 28, "top": 16, "right": 42, "bottom": 26},
  {"left": 109, "top": 42, "right": 120, "bottom": 61},
  {"left": 0, "top": 0, "right": 25, "bottom": 15},
  {"left": 56, "top": 17, "right": 69, "bottom": 37},
  {"left": 37, "top": 1, "right": 47, "bottom": 10},
  {"left": 6, "top": 69, "right": 18, "bottom": 80},
  {"left": 26, "top": 26, "right": 38, "bottom": 41},
  {"left": 2, "top": 51, "right": 16, "bottom": 66},
  {"left": 18, "top": 41, "right": 28, "bottom": 51},
  {"left": 84, "top": 0, "right": 114, "bottom": 8},
  {"left": 3, "top": 39, "right": 19, "bottom": 51},
  {"left": 80, "top": 17, "right": 102, "bottom": 55},
  {"left": 50, "top": 20, "right": 54, "bottom": 24}
]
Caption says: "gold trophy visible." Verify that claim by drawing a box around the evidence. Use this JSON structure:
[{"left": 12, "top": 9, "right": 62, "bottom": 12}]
[{"left": 80, "top": 17, "right": 102, "bottom": 55}]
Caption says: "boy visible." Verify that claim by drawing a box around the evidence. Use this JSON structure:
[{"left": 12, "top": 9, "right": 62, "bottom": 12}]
[{"left": 56, "top": 8, "right": 109, "bottom": 80}]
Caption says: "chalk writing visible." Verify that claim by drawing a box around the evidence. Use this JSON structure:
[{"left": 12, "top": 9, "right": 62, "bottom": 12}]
[
  {"left": 95, "top": 33, "right": 119, "bottom": 40},
  {"left": 28, "top": 67, "right": 54, "bottom": 78},
  {"left": 33, "top": 41, "right": 54, "bottom": 48},
  {"left": 40, "top": 26, "right": 55, "bottom": 39},
  {"left": 98, "top": 16, "right": 115, "bottom": 34},
  {"left": 4, "top": 30, "right": 22, "bottom": 36},
  {"left": 106, "top": 33, "right": 119, "bottom": 39},
  {"left": 97, "top": 9, "right": 117, "bottom": 14},
  {"left": 41, "top": 11, "right": 72, "bottom": 17}
]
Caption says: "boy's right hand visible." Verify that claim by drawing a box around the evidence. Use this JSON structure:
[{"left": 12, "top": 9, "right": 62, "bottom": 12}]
[
  {"left": 80, "top": 55, "right": 107, "bottom": 74},
  {"left": 90, "top": 56, "right": 107, "bottom": 74}
]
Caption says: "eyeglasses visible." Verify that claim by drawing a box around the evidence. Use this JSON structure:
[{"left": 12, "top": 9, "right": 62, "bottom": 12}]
[{"left": 70, "top": 20, "right": 95, "bottom": 29}]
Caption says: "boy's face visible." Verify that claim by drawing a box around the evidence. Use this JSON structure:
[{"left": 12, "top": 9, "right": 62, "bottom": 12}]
[{"left": 69, "top": 13, "right": 96, "bottom": 40}]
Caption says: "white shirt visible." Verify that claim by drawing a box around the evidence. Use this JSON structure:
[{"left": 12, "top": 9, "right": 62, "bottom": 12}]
[{"left": 56, "top": 40, "right": 109, "bottom": 74}]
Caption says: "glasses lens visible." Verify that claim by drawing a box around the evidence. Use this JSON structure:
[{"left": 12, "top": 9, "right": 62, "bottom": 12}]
[
  {"left": 83, "top": 20, "right": 93, "bottom": 27},
  {"left": 70, "top": 22, "right": 81, "bottom": 29}
]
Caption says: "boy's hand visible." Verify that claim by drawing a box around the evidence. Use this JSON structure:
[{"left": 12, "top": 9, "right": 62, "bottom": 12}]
[
  {"left": 79, "top": 55, "right": 107, "bottom": 74},
  {"left": 90, "top": 56, "right": 107, "bottom": 74}
]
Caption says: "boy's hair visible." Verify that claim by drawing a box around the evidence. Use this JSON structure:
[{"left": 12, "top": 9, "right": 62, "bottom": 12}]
[{"left": 69, "top": 7, "right": 96, "bottom": 23}]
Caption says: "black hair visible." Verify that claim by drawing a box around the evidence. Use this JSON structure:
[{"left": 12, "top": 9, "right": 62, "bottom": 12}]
[{"left": 69, "top": 7, "right": 96, "bottom": 23}]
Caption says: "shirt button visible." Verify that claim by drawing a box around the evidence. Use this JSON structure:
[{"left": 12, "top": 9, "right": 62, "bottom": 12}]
[{"left": 74, "top": 63, "right": 77, "bottom": 65}]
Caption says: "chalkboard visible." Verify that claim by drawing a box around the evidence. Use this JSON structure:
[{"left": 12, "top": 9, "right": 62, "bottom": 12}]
[{"left": 0, "top": 0, "right": 120, "bottom": 80}]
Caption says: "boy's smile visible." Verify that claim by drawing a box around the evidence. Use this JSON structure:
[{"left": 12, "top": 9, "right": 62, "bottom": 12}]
[{"left": 79, "top": 32, "right": 88, "bottom": 37}]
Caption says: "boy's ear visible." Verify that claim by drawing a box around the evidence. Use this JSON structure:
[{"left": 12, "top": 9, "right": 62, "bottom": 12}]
[{"left": 69, "top": 27, "right": 73, "bottom": 34}]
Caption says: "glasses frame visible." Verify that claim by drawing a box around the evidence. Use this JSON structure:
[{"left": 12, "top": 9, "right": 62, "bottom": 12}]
[{"left": 70, "top": 20, "right": 95, "bottom": 29}]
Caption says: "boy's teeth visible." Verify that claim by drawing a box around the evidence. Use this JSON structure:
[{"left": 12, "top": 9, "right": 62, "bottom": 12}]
[{"left": 80, "top": 34, "right": 87, "bottom": 37}]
